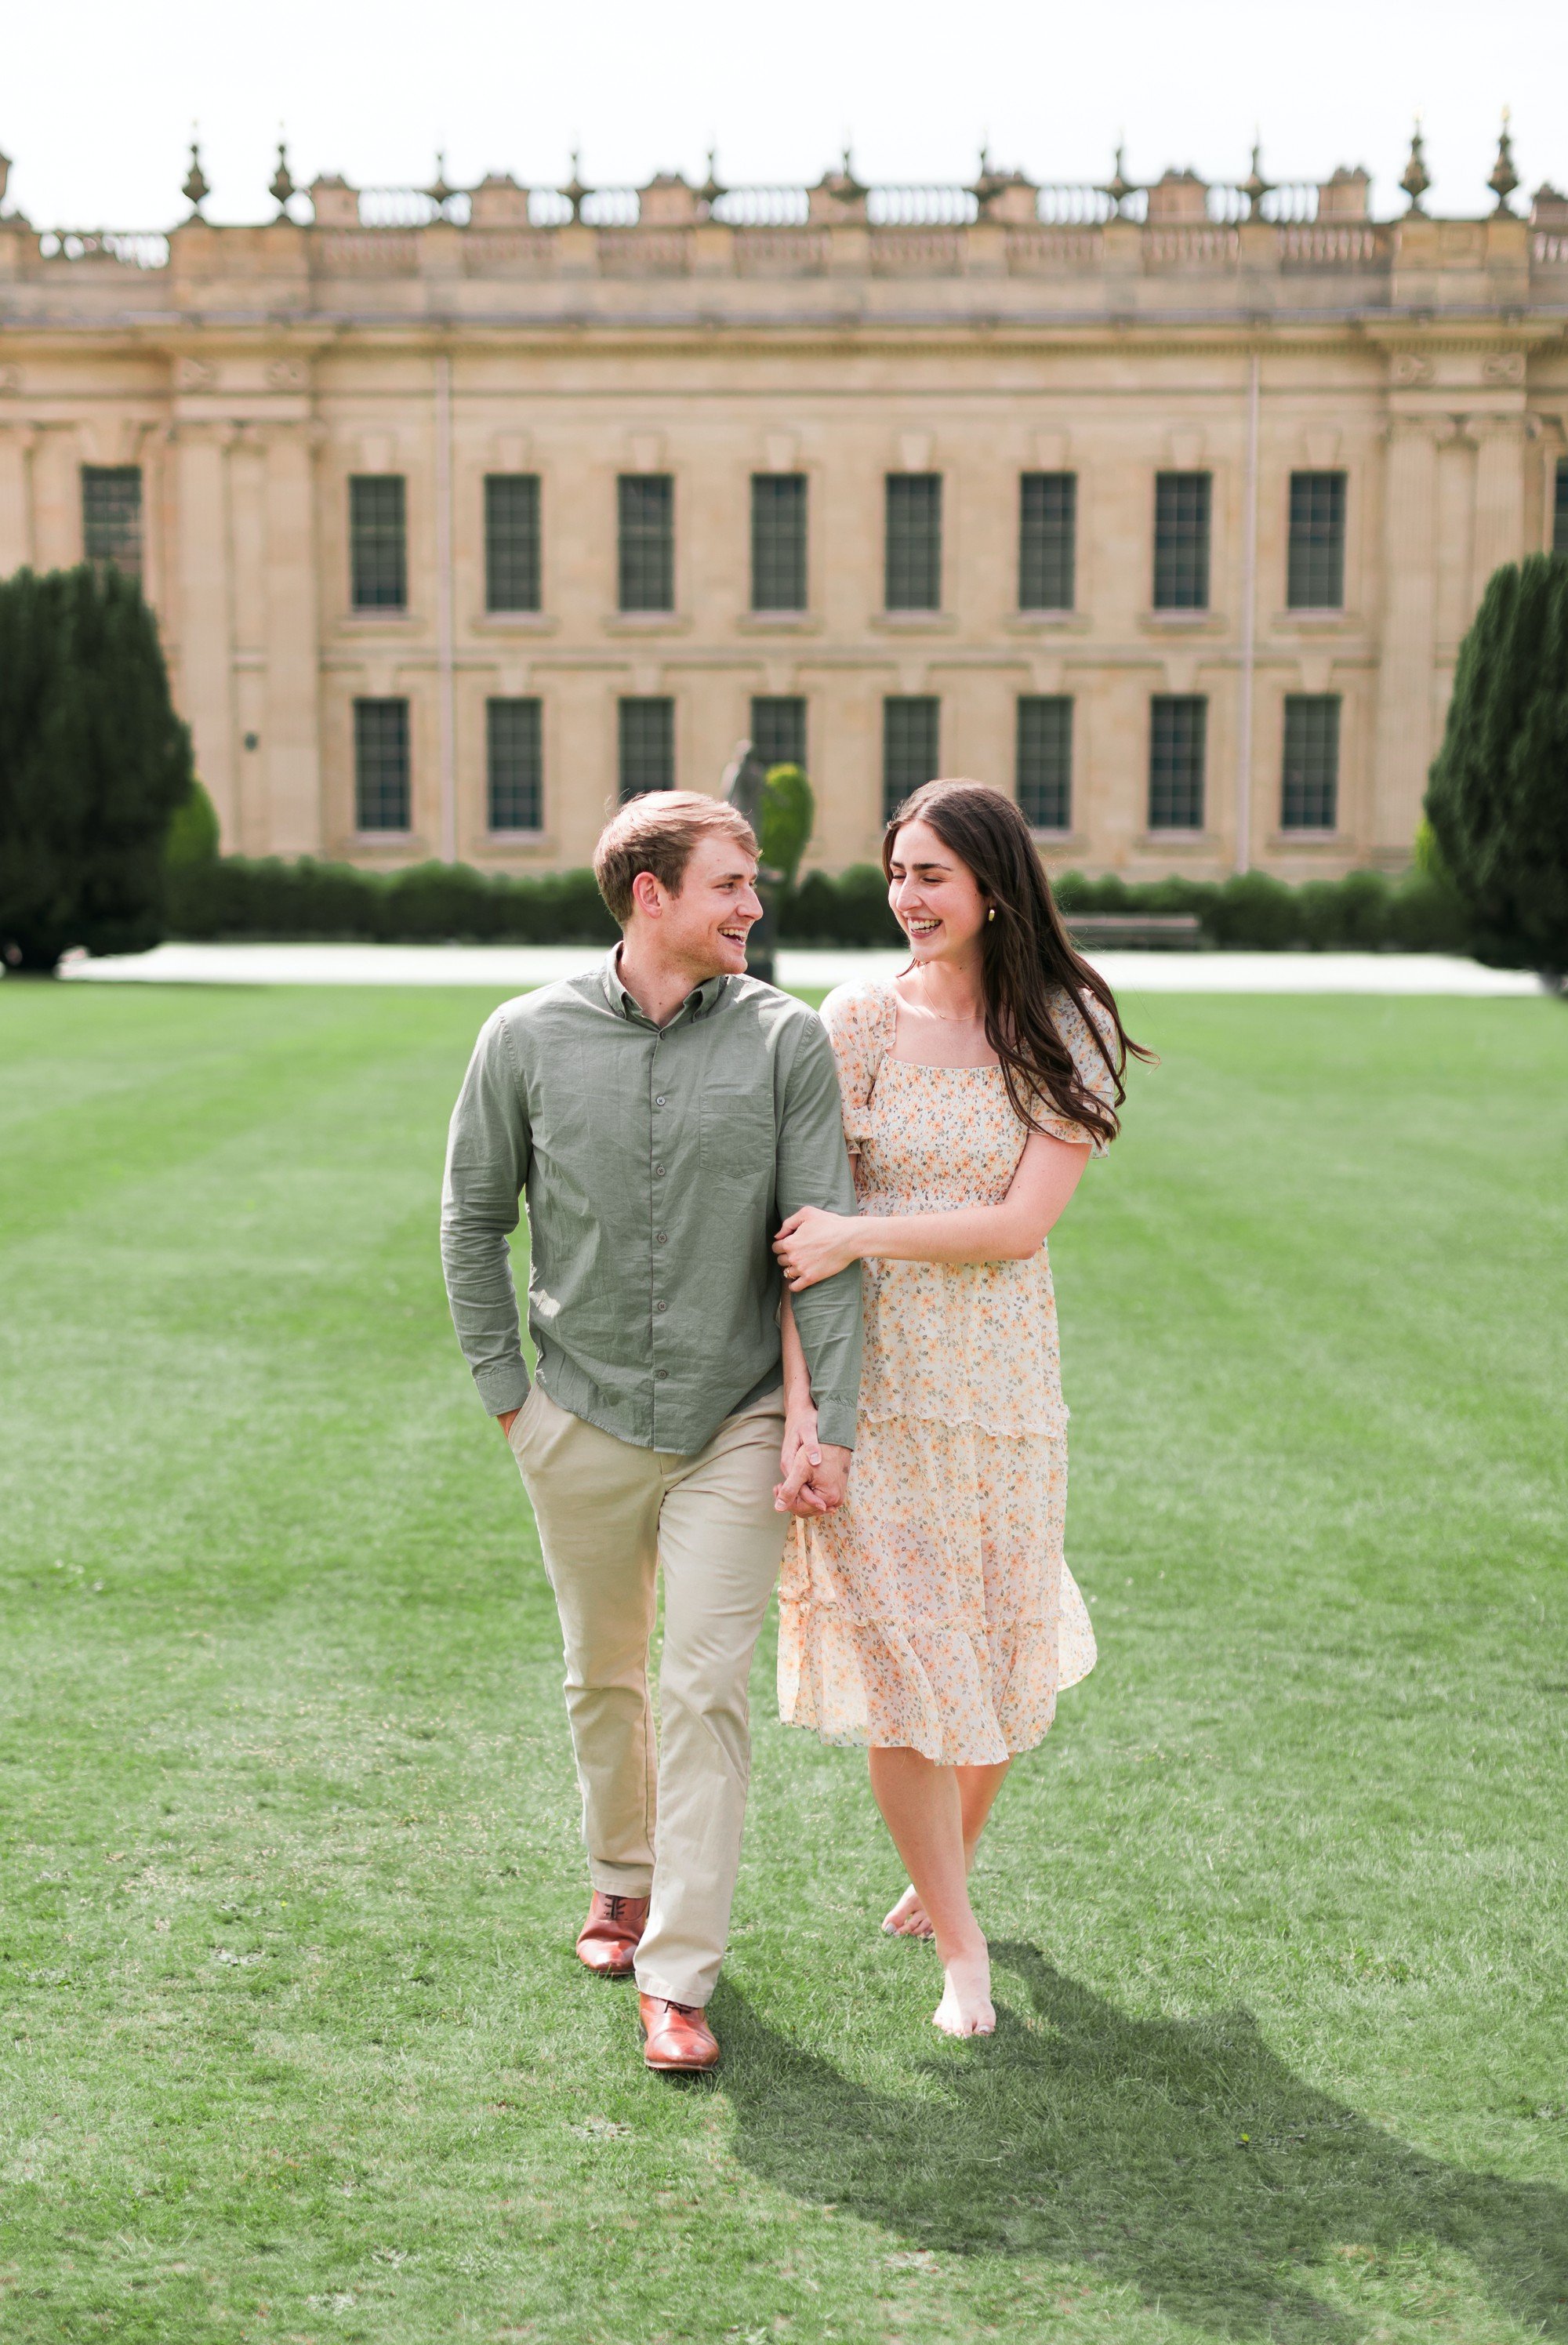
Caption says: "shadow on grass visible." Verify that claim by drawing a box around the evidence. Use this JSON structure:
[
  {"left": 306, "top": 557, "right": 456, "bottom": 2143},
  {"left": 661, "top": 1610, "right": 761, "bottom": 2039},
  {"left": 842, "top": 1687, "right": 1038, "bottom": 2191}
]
[{"left": 717, "top": 1942, "right": 1568, "bottom": 2343}]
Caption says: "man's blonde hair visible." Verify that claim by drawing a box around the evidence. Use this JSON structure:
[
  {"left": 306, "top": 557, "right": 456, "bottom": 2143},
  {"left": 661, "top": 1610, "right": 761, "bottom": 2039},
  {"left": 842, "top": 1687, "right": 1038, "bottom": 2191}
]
[{"left": 593, "top": 792, "right": 757, "bottom": 925}]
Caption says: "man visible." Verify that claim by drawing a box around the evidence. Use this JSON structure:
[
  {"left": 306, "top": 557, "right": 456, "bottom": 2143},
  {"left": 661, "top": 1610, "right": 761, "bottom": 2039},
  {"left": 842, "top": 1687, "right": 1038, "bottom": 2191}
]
[{"left": 441, "top": 792, "right": 861, "bottom": 2074}]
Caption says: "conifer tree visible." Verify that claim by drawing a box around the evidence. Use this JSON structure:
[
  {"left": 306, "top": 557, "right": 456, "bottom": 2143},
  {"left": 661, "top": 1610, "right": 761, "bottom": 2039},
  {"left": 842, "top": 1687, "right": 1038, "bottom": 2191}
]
[
  {"left": 1425, "top": 554, "right": 1568, "bottom": 974},
  {"left": 0, "top": 564, "right": 195, "bottom": 972}
]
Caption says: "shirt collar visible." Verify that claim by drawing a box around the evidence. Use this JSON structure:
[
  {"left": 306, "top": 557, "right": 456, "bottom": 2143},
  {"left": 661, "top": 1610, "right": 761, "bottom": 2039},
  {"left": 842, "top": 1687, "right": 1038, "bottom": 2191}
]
[{"left": 602, "top": 946, "right": 728, "bottom": 1027}]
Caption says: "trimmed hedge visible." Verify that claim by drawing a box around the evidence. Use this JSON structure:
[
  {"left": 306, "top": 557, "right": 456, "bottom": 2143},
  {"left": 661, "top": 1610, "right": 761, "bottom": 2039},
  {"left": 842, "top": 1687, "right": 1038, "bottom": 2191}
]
[
  {"left": 166, "top": 856, "right": 619, "bottom": 947},
  {"left": 1051, "top": 866, "right": 1474, "bottom": 954},
  {"left": 163, "top": 852, "right": 1474, "bottom": 956}
]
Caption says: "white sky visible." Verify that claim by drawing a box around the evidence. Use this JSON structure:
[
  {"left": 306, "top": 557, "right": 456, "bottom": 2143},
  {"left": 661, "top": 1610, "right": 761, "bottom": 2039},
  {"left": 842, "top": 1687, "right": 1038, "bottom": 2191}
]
[{"left": 8, "top": 0, "right": 1566, "bottom": 230}]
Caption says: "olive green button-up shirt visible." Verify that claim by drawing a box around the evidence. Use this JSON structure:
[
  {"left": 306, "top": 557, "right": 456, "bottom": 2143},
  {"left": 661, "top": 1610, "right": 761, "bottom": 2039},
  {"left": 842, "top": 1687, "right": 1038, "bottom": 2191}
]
[{"left": 440, "top": 953, "right": 862, "bottom": 1454}]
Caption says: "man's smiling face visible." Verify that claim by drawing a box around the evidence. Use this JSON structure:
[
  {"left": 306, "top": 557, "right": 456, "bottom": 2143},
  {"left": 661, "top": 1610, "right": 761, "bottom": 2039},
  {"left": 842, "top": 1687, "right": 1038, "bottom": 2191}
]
[{"left": 656, "top": 832, "right": 764, "bottom": 982}]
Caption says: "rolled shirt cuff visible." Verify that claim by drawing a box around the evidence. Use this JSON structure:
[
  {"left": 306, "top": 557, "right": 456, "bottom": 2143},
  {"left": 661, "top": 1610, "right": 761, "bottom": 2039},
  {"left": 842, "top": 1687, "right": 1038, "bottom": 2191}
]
[
  {"left": 474, "top": 1358, "right": 532, "bottom": 1417},
  {"left": 811, "top": 1391, "right": 859, "bottom": 1450}
]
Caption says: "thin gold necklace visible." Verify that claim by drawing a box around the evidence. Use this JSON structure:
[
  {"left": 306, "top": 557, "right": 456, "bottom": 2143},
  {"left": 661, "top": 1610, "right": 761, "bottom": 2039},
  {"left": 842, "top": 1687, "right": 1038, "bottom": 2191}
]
[{"left": 902, "top": 978, "right": 983, "bottom": 1025}]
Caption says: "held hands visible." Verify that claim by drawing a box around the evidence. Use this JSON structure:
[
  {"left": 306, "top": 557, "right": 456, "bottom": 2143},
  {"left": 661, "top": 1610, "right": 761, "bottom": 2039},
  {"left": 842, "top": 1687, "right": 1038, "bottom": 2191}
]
[
  {"left": 775, "top": 1403, "right": 851, "bottom": 1518},
  {"left": 773, "top": 1206, "right": 861, "bottom": 1294}
]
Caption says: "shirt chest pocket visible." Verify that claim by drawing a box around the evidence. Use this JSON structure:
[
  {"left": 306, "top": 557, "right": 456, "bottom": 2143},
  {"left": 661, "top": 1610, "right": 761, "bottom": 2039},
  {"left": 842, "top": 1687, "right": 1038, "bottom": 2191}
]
[{"left": 699, "top": 1083, "right": 778, "bottom": 1213}]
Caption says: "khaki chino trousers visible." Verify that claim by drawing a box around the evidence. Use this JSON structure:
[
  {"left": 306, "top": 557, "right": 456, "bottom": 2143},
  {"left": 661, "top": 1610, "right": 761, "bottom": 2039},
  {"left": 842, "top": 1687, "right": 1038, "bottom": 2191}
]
[{"left": 509, "top": 1381, "right": 789, "bottom": 2009}]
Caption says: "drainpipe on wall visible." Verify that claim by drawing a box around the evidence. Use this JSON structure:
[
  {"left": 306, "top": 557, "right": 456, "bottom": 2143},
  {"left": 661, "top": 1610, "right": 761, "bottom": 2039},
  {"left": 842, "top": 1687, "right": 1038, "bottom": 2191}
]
[
  {"left": 434, "top": 350, "right": 458, "bottom": 864},
  {"left": 1235, "top": 349, "right": 1261, "bottom": 874}
]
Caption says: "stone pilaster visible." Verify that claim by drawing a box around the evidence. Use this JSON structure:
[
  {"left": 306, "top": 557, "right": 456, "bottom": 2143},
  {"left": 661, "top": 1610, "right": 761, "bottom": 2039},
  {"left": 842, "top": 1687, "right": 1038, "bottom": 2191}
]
[
  {"left": 0, "top": 424, "right": 36, "bottom": 572},
  {"left": 31, "top": 427, "right": 80, "bottom": 570},
  {"left": 1468, "top": 415, "right": 1531, "bottom": 600},
  {"left": 262, "top": 423, "right": 324, "bottom": 855},
  {"left": 1371, "top": 416, "right": 1439, "bottom": 855},
  {"left": 174, "top": 421, "right": 238, "bottom": 840}
]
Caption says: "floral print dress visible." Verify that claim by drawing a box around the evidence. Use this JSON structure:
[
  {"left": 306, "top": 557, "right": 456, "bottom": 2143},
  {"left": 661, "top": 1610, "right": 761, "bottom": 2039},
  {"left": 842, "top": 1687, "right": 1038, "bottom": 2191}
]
[{"left": 778, "top": 977, "right": 1111, "bottom": 1766}]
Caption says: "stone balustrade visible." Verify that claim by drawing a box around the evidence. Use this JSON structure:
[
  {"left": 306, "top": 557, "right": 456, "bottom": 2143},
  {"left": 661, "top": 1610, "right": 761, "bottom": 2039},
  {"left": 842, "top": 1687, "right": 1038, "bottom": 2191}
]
[{"left": 5, "top": 164, "right": 1566, "bottom": 310}]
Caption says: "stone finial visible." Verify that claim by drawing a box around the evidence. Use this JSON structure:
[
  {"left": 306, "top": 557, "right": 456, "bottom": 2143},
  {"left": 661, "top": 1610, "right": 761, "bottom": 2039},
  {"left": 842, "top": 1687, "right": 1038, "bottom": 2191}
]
[
  {"left": 970, "top": 149, "right": 1036, "bottom": 224},
  {"left": 1399, "top": 122, "right": 1430, "bottom": 214},
  {"left": 0, "top": 151, "right": 10, "bottom": 211},
  {"left": 183, "top": 136, "right": 209, "bottom": 217},
  {"left": 1101, "top": 141, "right": 1137, "bottom": 216},
  {"left": 561, "top": 149, "right": 590, "bottom": 222},
  {"left": 699, "top": 147, "right": 725, "bottom": 212},
  {"left": 809, "top": 147, "right": 869, "bottom": 224},
  {"left": 426, "top": 151, "right": 455, "bottom": 211},
  {"left": 270, "top": 140, "right": 295, "bottom": 218},
  {"left": 1487, "top": 109, "right": 1519, "bottom": 215},
  {"left": 1240, "top": 138, "right": 1273, "bottom": 221},
  {"left": 825, "top": 146, "right": 868, "bottom": 204}
]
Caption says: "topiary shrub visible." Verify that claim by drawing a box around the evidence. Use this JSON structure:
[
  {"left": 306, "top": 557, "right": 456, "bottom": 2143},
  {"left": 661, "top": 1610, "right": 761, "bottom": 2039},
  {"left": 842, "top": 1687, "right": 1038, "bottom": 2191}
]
[
  {"left": 165, "top": 776, "right": 220, "bottom": 871},
  {"left": 1426, "top": 552, "right": 1568, "bottom": 973},
  {"left": 757, "top": 764, "right": 815, "bottom": 891},
  {"left": 0, "top": 565, "right": 195, "bottom": 971}
]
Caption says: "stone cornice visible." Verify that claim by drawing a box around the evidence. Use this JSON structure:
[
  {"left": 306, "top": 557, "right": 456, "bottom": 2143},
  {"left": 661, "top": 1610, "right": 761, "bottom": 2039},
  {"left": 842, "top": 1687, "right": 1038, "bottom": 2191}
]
[{"left": 2, "top": 308, "right": 1564, "bottom": 369}]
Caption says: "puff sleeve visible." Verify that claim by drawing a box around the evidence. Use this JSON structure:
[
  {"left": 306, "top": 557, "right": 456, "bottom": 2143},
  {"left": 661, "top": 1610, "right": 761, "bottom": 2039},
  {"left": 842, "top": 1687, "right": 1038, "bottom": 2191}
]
[
  {"left": 1029, "top": 986, "right": 1123, "bottom": 1156},
  {"left": 818, "top": 981, "right": 895, "bottom": 1155}
]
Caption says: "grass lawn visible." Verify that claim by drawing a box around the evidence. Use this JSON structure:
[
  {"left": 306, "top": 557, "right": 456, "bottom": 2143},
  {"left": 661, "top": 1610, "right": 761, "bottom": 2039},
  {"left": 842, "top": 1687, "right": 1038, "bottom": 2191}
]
[{"left": 1, "top": 978, "right": 1566, "bottom": 2345}]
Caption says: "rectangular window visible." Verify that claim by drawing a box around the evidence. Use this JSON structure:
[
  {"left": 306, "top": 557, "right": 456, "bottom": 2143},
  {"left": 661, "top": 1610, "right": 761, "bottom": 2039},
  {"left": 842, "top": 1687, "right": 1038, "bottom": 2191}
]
[
  {"left": 487, "top": 698, "right": 543, "bottom": 831},
  {"left": 619, "top": 696, "right": 674, "bottom": 799},
  {"left": 1018, "top": 473, "right": 1076, "bottom": 610},
  {"left": 485, "top": 474, "right": 541, "bottom": 612},
  {"left": 1555, "top": 459, "right": 1568, "bottom": 557},
  {"left": 1149, "top": 695, "right": 1207, "bottom": 830},
  {"left": 81, "top": 466, "right": 143, "bottom": 583},
  {"left": 350, "top": 475, "right": 407, "bottom": 611},
  {"left": 1280, "top": 694, "right": 1341, "bottom": 831},
  {"left": 1287, "top": 471, "right": 1347, "bottom": 608},
  {"left": 1016, "top": 697, "right": 1073, "bottom": 831},
  {"left": 354, "top": 697, "right": 410, "bottom": 831},
  {"left": 884, "top": 475, "right": 943, "bottom": 612},
  {"left": 1153, "top": 472, "right": 1211, "bottom": 611},
  {"left": 750, "top": 475, "right": 808, "bottom": 612},
  {"left": 882, "top": 695, "right": 939, "bottom": 822},
  {"left": 618, "top": 474, "right": 674, "bottom": 612},
  {"left": 750, "top": 695, "right": 806, "bottom": 772}
]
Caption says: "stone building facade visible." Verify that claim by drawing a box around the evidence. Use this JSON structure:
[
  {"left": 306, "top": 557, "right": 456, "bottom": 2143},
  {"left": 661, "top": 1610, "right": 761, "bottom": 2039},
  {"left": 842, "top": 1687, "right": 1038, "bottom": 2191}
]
[{"left": 2, "top": 139, "right": 1566, "bottom": 878}]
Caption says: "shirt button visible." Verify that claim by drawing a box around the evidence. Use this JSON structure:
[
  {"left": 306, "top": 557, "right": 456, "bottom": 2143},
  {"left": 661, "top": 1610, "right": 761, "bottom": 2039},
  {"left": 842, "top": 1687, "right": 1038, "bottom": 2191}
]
[
  {"left": 653, "top": 1164, "right": 665, "bottom": 1178},
  {"left": 655, "top": 1301, "right": 667, "bottom": 1313},
  {"left": 654, "top": 1094, "right": 666, "bottom": 1107},
  {"left": 655, "top": 1232, "right": 667, "bottom": 1245},
  {"left": 655, "top": 1368, "right": 669, "bottom": 1381}
]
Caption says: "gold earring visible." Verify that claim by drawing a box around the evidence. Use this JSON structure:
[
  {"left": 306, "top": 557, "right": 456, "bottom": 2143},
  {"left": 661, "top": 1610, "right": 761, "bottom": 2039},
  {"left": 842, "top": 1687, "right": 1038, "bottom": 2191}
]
[{"left": 987, "top": 906, "right": 996, "bottom": 923}]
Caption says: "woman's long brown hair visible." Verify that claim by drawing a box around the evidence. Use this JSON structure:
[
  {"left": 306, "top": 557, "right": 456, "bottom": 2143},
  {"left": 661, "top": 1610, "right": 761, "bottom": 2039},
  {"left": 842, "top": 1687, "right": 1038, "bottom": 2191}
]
[{"left": 883, "top": 779, "right": 1151, "bottom": 1146}]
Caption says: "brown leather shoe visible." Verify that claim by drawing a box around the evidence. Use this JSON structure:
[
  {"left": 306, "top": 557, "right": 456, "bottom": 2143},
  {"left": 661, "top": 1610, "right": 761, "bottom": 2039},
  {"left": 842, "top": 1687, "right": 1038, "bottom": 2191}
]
[
  {"left": 575, "top": 1891, "right": 649, "bottom": 1979},
  {"left": 639, "top": 1993, "right": 720, "bottom": 2073}
]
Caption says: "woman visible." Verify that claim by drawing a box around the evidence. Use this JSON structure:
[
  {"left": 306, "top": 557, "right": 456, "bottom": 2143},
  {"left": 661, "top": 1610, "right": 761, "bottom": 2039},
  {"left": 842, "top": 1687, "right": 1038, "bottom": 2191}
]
[{"left": 773, "top": 779, "right": 1145, "bottom": 2038}]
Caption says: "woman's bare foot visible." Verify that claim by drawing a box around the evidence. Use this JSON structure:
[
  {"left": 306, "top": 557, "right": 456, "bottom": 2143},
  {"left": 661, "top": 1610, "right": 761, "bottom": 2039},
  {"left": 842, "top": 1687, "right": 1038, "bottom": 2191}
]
[
  {"left": 933, "top": 1950, "right": 995, "bottom": 2038},
  {"left": 882, "top": 1885, "right": 935, "bottom": 1938}
]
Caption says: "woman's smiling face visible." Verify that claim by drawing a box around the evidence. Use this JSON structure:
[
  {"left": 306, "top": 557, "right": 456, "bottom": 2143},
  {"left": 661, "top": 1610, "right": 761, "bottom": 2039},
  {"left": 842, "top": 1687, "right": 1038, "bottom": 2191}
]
[{"left": 887, "top": 817, "right": 988, "bottom": 964}]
